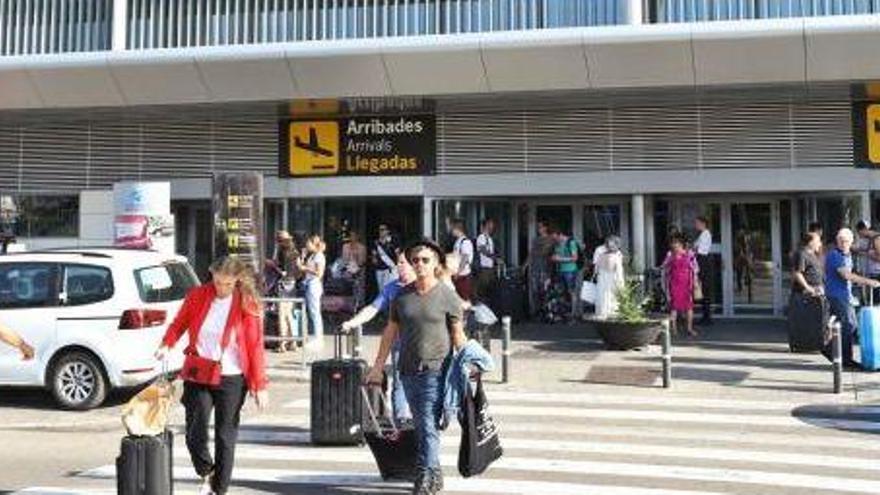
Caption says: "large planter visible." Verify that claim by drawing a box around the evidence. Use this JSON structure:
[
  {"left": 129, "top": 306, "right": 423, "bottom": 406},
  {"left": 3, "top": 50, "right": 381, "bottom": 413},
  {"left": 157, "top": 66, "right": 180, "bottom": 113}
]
[{"left": 594, "top": 319, "right": 665, "bottom": 351}]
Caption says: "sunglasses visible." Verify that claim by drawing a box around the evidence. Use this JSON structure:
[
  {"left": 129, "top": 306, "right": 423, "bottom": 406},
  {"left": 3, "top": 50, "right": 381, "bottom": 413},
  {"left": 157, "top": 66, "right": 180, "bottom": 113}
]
[{"left": 410, "top": 256, "right": 435, "bottom": 265}]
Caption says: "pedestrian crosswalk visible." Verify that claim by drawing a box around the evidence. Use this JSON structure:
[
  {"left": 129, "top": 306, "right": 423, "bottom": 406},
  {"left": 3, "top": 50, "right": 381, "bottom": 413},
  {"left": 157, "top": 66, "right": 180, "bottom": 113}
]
[{"left": 14, "top": 388, "right": 880, "bottom": 495}]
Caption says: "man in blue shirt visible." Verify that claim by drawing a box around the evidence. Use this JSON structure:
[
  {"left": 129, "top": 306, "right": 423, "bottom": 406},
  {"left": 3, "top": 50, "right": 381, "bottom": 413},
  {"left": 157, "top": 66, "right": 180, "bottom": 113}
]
[
  {"left": 343, "top": 253, "right": 416, "bottom": 421},
  {"left": 825, "top": 228, "right": 880, "bottom": 368}
]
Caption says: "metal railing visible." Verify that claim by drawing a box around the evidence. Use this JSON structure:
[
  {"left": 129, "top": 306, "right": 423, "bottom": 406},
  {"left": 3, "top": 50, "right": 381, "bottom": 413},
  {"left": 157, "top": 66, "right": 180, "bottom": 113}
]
[
  {"left": 263, "top": 296, "right": 310, "bottom": 368},
  {"left": 652, "top": 0, "right": 880, "bottom": 23}
]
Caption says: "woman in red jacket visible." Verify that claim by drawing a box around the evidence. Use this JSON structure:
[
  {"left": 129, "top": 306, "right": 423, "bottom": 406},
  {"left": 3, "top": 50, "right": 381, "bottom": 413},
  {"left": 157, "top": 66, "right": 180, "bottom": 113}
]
[{"left": 155, "top": 256, "right": 269, "bottom": 495}]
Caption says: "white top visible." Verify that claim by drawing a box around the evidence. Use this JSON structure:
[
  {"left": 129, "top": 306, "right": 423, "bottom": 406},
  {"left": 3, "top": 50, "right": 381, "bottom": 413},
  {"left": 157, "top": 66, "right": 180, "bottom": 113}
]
[
  {"left": 454, "top": 236, "right": 474, "bottom": 277},
  {"left": 592, "top": 245, "right": 607, "bottom": 266},
  {"left": 195, "top": 294, "right": 242, "bottom": 376},
  {"left": 476, "top": 233, "right": 495, "bottom": 269},
  {"left": 694, "top": 230, "right": 712, "bottom": 255},
  {"left": 304, "top": 252, "right": 326, "bottom": 285}
]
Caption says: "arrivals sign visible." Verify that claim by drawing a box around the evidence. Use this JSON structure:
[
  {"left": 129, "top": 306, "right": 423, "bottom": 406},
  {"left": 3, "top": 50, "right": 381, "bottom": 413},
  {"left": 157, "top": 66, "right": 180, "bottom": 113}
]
[
  {"left": 852, "top": 101, "right": 880, "bottom": 168},
  {"left": 279, "top": 115, "right": 436, "bottom": 178}
]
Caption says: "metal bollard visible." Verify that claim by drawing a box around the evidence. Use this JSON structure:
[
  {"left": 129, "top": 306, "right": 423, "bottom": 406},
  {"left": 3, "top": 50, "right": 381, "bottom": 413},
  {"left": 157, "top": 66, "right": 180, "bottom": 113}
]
[
  {"left": 832, "top": 320, "right": 843, "bottom": 394},
  {"left": 501, "top": 316, "right": 512, "bottom": 384},
  {"left": 661, "top": 319, "right": 672, "bottom": 389}
]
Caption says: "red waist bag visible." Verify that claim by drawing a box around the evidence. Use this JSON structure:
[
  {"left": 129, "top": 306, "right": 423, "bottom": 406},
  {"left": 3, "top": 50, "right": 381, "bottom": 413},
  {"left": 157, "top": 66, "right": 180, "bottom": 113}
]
[
  {"left": 181, "top": 353, "right": 223, "bottom": 387},
  {"left": 181, "top": 302, "right": 237, "bottom": 387}
]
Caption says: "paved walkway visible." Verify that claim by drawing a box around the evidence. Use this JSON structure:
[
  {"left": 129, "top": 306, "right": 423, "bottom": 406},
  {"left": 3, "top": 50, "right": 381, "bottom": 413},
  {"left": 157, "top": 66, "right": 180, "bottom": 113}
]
[
  {"left": 267, "top": 318, "right": 879, "bottom": 404},
  {"left": 12, "top": 319, "right": 880, "bottom": 495}
]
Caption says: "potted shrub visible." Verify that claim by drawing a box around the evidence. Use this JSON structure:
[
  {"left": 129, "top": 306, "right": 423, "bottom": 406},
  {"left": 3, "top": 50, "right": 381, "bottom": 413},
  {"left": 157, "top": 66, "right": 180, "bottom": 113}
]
[{"left": 593, "top": 277, "right": 666, "bottom": 351}]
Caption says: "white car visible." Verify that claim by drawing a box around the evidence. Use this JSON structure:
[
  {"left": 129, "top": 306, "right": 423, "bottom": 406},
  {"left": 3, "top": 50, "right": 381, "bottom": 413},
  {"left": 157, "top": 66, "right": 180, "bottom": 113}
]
[{"left": 0, "top": 248, "right": 197, "bottom": 410}]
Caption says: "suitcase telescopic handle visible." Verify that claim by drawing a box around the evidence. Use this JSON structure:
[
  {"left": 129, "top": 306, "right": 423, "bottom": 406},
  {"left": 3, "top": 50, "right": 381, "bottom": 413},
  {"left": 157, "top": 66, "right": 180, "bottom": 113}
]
[{"left": 360, "top": 384, "right": 397, "bottom": 435}]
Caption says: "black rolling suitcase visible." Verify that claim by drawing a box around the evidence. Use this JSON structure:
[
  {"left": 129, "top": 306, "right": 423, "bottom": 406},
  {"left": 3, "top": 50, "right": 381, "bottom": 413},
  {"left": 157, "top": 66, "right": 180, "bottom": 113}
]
[
  {"left": 116, "top": 429, "right": 173, "bottom": 495},
  {"left": 311, "top": 331, "right": 368, "bottom": 445},
  {"left": 787, "top": 292, "right": 829, "bottom": 353},
  {"left": 361, "top": 386, "right": 418, "bottom": 481},
  {"left": 496, "top": 267, "right": 527, "bottom": 323}
]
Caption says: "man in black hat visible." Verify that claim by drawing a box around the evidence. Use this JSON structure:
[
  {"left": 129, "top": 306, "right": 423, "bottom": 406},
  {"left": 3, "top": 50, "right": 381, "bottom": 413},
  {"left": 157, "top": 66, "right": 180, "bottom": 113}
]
[{"left": 366, "top": 239, "right": 466, "bottom": 495}]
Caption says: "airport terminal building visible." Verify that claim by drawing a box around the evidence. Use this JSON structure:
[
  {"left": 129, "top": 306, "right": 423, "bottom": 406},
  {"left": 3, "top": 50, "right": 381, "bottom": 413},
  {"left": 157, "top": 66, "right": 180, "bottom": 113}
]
[{"left": 2, "top": 0, "right": 880, "bottom": 317}]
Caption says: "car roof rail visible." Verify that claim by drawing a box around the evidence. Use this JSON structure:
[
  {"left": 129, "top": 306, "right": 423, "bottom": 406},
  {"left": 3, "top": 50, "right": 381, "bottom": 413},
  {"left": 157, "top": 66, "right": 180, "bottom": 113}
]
[{"left": 1, "top": 250, "right": 114, "bottom": 258}]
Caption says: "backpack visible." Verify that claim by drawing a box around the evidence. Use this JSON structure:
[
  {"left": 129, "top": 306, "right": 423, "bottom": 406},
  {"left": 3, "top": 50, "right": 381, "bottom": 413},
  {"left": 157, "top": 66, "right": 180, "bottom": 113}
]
[{"left": 567, "top": 237, "right": 587, "bottom": 271}]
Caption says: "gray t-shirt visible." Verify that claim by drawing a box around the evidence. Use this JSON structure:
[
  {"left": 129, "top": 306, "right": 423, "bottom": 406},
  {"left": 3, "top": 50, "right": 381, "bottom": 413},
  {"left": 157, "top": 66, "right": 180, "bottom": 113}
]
[{"left": 390, "top": 283, "right": 463, "bottom": 376}]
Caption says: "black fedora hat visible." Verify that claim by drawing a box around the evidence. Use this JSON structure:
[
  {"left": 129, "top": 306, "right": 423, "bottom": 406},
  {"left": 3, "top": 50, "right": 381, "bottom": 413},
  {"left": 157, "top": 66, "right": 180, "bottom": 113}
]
[{"left": 405, "top": 238, "right": 446, "bottom": 266}]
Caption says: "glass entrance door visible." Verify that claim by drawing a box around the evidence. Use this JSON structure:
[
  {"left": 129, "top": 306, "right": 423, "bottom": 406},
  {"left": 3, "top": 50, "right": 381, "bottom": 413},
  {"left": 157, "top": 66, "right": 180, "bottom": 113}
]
[{"left": 730, "top": 202, "right": 781, "bottom": 315}]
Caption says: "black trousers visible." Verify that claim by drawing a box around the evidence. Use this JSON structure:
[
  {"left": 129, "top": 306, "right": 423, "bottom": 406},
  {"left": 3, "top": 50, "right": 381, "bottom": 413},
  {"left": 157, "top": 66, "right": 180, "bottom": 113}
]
[
  {"left": 182, "top": 375, "right": 247, "bottom": 495},
  {"left": 696, "top": 254, "right": 713, "bottom": 321}
]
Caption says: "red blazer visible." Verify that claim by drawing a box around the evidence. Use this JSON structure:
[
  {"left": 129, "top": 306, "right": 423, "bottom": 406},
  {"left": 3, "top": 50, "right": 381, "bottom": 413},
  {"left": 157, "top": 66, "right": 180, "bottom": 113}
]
[{"left": 162, "top": 283, "right": 268, "bottom": 392}]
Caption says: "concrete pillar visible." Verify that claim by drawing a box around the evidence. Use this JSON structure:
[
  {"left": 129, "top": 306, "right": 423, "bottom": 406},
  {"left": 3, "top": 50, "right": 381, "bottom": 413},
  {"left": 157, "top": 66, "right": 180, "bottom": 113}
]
[
  {"left": 627, "top": 0, "right": 644, "bottom": 25},
  {"left": 112, "top": 0, "right": 129, "bottom": 51},
  {"left": 861, "top": 191, "right": 872, "bottom": 228},
  {"left": 423, "top": 197, "right": 434, "bottom": 239},
  {"left": 631, "top": 194, "right": 646, "bottom": 274},
  {"left": 510, "top": 201, "right": 520, "bottom": 266},
  {"left": 645, "top": 196, "right": 656, "bottom": 268}
]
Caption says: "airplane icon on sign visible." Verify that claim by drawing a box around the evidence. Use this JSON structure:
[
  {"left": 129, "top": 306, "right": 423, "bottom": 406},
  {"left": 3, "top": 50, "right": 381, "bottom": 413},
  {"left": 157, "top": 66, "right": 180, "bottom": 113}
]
[{"left": 294, "top": 127, "right": 334, "bottom": 157}]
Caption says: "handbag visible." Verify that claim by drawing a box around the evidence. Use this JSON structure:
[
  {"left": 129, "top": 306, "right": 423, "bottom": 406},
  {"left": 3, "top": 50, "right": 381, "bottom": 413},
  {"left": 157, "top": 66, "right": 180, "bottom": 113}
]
[
  {"left": 181, "top": 354, "right": 223, "bottom": 387},
  {"left": 180, "top": 302, "right": 237, "bottom": 387},
  {"left": 692, "top": 272, "right": 704, "bottom": 301},
  {"left": 121, "top": 362, "right": 176, "bottom": 436},
  {"left": 580, "top": 276, "right": 598, "bottom": 304},
  {"left": 458, "top": 374, "right": 503, "bottom": 478}
]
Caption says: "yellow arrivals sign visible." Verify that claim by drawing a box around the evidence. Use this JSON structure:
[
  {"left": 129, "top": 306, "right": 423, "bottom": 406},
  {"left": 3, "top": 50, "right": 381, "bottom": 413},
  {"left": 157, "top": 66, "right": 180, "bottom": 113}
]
[
  {"left": 853, "top": 101, "right": 880, "bottom": 168},
  {"left": 867, "top": 104, "right": 880, "bottom": 165},
  {"left": 279, "top": 115, "right": 436, "bottom": 178},
  {"left": 288, "top": 121, "right": 341, "bottom": 176}
]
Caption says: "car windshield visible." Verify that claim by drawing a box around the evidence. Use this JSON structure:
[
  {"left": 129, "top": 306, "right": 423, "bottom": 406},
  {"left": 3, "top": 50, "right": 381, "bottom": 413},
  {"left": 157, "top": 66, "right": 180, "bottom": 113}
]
[{"left": 135, "top": 262, "right": 198, "bottom": 303}]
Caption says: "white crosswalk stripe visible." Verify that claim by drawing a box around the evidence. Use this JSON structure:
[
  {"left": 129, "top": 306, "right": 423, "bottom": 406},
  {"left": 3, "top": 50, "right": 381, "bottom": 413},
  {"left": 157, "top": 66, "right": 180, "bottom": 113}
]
[{"left": 14, "top": 388, "right": 880, "bottom": 495}]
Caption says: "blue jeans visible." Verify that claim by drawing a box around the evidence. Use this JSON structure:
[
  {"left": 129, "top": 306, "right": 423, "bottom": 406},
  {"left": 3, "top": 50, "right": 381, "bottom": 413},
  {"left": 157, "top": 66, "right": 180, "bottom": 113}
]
[
  {"left": 828, "top": 296, "right": 856, "bottom": 365},
  {"left": 391, "top": 340, "right": 412, "bottom": 421},
  {"left": 304, "top": 281, "right": 324, "bottom": 339},
  {"left": 401, "top": 370, "right": 443, "bottom": 472}
]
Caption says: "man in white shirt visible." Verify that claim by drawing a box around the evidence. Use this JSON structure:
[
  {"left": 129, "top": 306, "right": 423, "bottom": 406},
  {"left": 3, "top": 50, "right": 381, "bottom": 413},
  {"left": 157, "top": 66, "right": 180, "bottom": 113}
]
[
  {"left": 475, "top": 218, "right": 500, "bottom": 304},
  {"left": 450, "top": 219, "right": 474, "bottom": 301},
  {"left": 694, "top": 216, "right": 714, "bottom": 325}
]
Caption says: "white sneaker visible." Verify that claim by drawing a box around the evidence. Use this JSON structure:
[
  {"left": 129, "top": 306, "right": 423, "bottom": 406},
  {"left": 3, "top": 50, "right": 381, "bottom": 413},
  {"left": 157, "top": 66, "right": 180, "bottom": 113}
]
[{"left": 198, "top": 474, "right": 215, "bottom": 495}]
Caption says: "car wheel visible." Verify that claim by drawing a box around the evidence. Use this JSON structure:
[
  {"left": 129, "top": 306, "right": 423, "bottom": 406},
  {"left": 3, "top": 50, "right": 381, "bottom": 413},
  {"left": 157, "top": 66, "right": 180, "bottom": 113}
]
[{"left": 51, "top": 351, "right": 108, "bottom": 410}]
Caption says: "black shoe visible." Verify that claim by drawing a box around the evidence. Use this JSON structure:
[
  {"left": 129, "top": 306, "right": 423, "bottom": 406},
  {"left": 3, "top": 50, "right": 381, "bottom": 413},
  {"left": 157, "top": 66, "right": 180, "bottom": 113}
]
[
  {"left": 412, "top": 470, "right": 431, "bottom": 495},
  {"left": 843, "top": 361, "right": 862, "bottom": 371},
  {"left": 428, "top": 469, "right": 444, "bottom": 493}
]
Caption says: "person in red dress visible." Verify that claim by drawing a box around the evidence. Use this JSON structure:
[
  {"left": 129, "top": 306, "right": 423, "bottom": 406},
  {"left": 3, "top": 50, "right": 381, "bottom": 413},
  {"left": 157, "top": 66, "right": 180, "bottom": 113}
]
[{"left": 662, "top": 234, "right": 699, "bottom": 337}]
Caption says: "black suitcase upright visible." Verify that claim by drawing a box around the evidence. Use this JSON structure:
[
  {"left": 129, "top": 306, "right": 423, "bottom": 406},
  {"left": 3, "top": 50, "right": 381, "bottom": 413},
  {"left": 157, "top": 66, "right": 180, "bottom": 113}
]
[
  {"left": 310, "top": 332, "right": 368, "bottom": 445},
  {"left": 495, "top": 268, "right": 527, "bottom": 323},
  {"left": 787, "top": 293, "right": 829, "bottom": 353},
  {"left": 116, "top": 429, "right": 173, "bottom": 495}
]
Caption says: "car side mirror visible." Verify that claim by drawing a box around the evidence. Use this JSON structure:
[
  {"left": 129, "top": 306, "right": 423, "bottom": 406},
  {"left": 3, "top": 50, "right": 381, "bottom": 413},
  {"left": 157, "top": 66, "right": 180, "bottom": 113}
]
[{"left": 58, "top": 291, "right": 68, "bottom": 305}]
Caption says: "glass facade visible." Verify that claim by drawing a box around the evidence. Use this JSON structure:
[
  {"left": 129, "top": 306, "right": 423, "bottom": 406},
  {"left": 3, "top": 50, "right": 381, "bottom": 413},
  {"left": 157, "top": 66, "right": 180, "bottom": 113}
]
[
  {"left": 0, "top": 1, "right": 113, "bottom": 56},
  {"left": 0, "top": 194, "right": 79, "bottom": 238},
  {"left": 653, "top": 0, "right": 880, "bottom": 23},
  {"left": 124, "top": 0, "right": 623, "bottom": 49}
]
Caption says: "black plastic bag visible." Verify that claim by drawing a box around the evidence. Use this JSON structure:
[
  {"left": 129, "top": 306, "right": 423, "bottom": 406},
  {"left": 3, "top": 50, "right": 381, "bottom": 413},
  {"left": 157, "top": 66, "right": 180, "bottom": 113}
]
[{"left": 458, "top": 375, "right": 503, "bottom": 477}]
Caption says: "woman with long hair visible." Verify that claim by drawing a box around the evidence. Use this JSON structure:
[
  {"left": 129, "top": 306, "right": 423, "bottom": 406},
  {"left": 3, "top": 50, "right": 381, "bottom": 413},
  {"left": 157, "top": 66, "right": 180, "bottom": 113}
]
[
  {"left": 593, "top": 235, "right": 626, "bottom": 320},
  {"left": 297, "top": 234, "right": 327, "bottom": 350},
  {"left": 340, "top": 230, "right": 368, "bottom": 309},
  {"left": 155, "top": 257, "right": 268, "bottom": 495}
]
